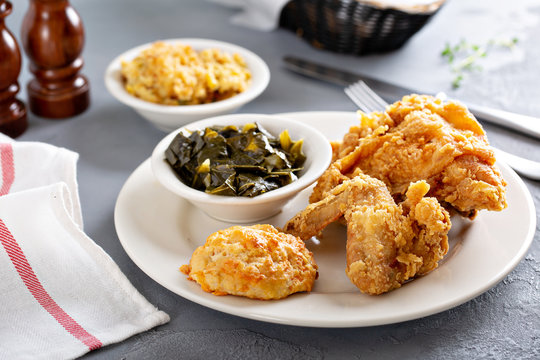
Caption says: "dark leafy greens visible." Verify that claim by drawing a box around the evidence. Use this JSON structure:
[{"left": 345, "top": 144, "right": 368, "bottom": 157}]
[{"left": 165, "top": 123, "right": 306, "bottom": 197}]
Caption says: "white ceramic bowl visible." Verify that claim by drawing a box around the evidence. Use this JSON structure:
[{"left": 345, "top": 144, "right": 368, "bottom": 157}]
[
  {"left": 104, "top": 38, "right": 270, "bottom": 132},
  {"left": 151, "top": 114, "right": 332, "bottom": 223}
]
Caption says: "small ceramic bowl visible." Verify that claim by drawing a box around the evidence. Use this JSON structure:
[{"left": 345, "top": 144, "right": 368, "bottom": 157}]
[
  {"left": 104, "top": 38, "right": 270, "bottom": 132},
  {"left": 151, "top": 113, "right": 332, "bottom": 223}
]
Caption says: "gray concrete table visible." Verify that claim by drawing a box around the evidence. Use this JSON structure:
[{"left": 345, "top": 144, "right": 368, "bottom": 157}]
[{"left": 7, "top": 0, "right": 540, "bottom": 358}]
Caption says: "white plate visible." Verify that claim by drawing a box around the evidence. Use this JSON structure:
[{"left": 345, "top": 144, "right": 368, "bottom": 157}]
[{"left": 114, "top": 111, "right": 536, "bottom": 327}]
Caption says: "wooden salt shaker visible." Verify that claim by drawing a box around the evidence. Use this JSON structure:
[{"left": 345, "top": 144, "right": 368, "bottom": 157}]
[
  {"left": 21, "top": 0, "right": 89, "bottom": 118},
  {"left": 0, "top": 0, "right": 27, "bottom": 137}
]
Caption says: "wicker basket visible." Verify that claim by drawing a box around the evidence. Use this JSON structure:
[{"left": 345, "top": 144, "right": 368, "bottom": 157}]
[{"left": 279, "top": 0, "right": 445, "bottom": 55}]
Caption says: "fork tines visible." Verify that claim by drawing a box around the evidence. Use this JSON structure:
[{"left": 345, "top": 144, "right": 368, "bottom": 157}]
[{"left": 345, "top": 81, "right": 389, "bottom": 113}]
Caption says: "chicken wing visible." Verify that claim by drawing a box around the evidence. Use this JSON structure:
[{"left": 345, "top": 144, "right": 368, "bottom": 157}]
[
  {"left": 284, "top": 174, "right": 451, "bottom": 295},
  {"left": 312, "top": 94, "right": 507, "bottom": 218}
]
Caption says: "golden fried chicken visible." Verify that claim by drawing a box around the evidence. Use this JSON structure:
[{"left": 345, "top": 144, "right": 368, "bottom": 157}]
[
  {"left": 284, "top": 174, "right": 450, "bottom": 295},
  {"left": 180, "top": 224, "right": 318, "bottom": 300},
  {"left": 312, "top": 94, "right": 507, "bottom": 218}
]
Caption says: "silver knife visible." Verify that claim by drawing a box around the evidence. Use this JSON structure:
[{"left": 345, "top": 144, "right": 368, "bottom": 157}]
[{"left": 283, "top": 56, "right": 540, "bottom": 140}]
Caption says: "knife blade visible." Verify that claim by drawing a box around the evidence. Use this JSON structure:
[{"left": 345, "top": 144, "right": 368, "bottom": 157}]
[
  {"left": 283, "top": 55, "right": 415, "bottom": 101},
  {"left": 283, "top": 56, "right": 540, "bottom": 140}
]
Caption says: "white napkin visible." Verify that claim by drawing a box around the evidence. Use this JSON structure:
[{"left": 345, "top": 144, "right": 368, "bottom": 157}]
[
  {"left": 0, "top": 134, "right": 170, "bottom": 359},
  {"left": 207, "top": 0, "right": 290, "bottom": 31}
]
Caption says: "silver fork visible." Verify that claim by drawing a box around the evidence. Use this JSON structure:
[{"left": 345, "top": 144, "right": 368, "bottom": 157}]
[{"left": 345, "top": 81, "right": 540, "bottom": 181}]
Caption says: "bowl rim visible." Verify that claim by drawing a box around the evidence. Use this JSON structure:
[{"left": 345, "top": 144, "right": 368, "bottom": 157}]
[
  {"left": 150, "top": 113, "right": 332, "bottom": 206},
  {"left": 104, "top": 38, "right": 270, "bottom": 114}
]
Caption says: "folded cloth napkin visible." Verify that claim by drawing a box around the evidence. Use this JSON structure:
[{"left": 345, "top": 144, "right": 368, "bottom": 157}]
[
  {"left": 0, "top": 134, "right": 170, "bottom": 359},
  {"left": 207, "top": 0, "right": 290, "bottom": 31}
]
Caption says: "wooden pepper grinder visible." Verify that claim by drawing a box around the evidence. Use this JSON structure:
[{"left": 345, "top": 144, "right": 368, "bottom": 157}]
[
  {"left": 21, "top": 0, "right": 89, "bottom": 118},
  {"left": 0, "top": 0, "right": 27, "bottom": 137}
]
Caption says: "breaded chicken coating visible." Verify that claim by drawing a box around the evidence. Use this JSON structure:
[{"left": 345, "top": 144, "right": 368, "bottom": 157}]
[
  {"left": 313, "top": 94, "right": 507, "bottom": 218},
  {"left": 284, "top": 175, "right": 450, "bottom": 295}
]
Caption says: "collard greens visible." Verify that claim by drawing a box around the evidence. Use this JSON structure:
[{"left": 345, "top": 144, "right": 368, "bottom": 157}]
[{"left": 165, "top": 123, "right": 306, "bottom": 197}]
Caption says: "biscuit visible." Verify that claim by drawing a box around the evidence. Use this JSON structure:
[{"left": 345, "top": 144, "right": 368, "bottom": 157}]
[{"left": 180, "top": 224, "right": 318, "bottom": 300}]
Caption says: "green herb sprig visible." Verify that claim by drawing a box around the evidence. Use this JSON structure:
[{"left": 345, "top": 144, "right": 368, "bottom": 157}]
[{"left": 441, "top": 37, "right": 518, "bottom": 89}]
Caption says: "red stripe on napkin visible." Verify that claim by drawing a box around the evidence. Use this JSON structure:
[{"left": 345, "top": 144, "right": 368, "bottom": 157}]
[
  {"left": 0, "top": 143, "right": 15, "bottom": 195},
  {"left": 0, "top": 219, "right": 103, "bottom": 351}
]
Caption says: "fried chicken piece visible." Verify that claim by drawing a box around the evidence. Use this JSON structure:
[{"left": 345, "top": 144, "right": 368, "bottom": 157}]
[
  {"left": 312, "top": 95, "right": 507, "bottom": 218},
  {"left": 284, "top": 174, "right": 450, "bottom": 295},
  {"left": 180, "top": 224, "right": 318, "bottom": 300}
]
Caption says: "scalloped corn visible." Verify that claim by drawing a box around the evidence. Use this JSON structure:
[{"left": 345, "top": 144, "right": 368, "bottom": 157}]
[{"left": 121, "top": 42, "right": 251, "bottom": 105}]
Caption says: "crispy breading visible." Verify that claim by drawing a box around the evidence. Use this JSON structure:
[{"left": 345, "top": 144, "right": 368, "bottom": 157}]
[
  {"left": 284, "top": 174, "right": 450, "bottom": 295},
  {"left": 313, "top": 94, "right": 507, "bottom": 218}
]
